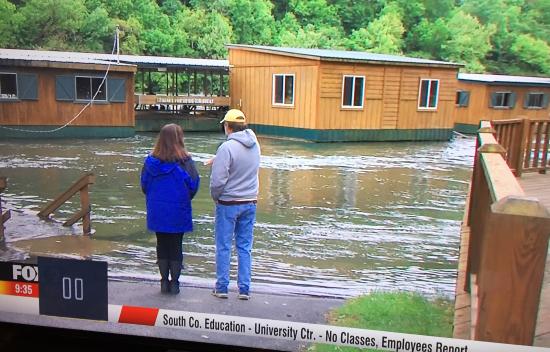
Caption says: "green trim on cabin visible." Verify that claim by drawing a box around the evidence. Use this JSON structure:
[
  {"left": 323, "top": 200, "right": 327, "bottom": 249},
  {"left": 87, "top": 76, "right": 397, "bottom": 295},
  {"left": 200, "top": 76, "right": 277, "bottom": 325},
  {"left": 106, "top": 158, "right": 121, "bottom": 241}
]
[
  {"left": 135, "top": 117, "right": 221, "bottom": 132},
  {"left": 0, "top": 125, "right": 134, "bottom": 139},
  {"left": 453, "top": 123, "right": 479, "bottom": 135},
  {"left": 249, "top": 124, "right": 454, "bottom": 142}
]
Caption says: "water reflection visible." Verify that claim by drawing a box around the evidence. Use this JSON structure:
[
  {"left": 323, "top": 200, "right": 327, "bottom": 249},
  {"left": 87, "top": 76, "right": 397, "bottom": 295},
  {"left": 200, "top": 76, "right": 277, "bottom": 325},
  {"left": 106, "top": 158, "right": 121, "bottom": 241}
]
[{"left": 0, "top": 133, "right": 475, "bottom": 298}]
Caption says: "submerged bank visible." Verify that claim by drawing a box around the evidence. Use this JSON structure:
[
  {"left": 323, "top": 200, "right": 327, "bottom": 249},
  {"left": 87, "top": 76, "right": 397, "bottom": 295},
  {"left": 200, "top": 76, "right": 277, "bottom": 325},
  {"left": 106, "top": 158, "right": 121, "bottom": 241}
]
[{"left": 0, "top": 133, "right": 476, "bottom": 298}]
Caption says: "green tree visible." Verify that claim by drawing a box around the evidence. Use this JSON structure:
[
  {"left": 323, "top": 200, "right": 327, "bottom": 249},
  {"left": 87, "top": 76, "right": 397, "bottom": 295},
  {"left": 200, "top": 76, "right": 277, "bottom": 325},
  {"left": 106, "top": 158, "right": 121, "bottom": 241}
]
[
  {"left": 100, "top": 0, "right": 134, "bottom": 20},
  {"left": 288, "top": 0, "right": 341, "bottom": 28},
  {"left": 80, "top": 7, "right": 115, "bottom": 52},
  {"left": 15, "top": 0, "right": 87, "bottom": 50},
  {"left": 117, "top": 17, "right": 145, "bottom": 55},
  {"left": 461, "top": 0, "right": 524, "bottom": 72},
  {"left": 329, "top": 0, "right": 383, "bottom": 34},
  {"left": 272, "top": 0, "right": 290, "bottom": 20},
  {"left": 441, "top": 11, "right": 495, "bottom": 72},
  {"left": 423, "top": 0, "right": 455, "bottom": 20},
  {"left": 160, "top": 0, "right": 184, "bottom": 15},
  {"left": 517, "top": 0, "right": 550, "bottom": 42},
  {"left": 174, "top": 7, "right": 233, "bottom": 58},
  {"left": 0, "top": 0, "right": 18, "bottom": 48},
  {"left": 392, "top": 0, "right": 425, "bottom": 31},
  {"left": 189, "top": 0, "right": 232, "bottom": 14},
  {"left": 407, "top": 18, "right": 449, "bottom": 58},
  {"left": 228, "top": 0, "right": 276, "bottom": 45},
  {"left": 346, "top": 3, "right": 404, "bottom": 54},
  {"left": 510, "top": 34, "right": 550, "bottom": 75},
  {"left": 278, "top": 24, "right": 344, "bottom": 49},
  {"left": 131, "top": 0, "right": 174, "bottom": 55}
]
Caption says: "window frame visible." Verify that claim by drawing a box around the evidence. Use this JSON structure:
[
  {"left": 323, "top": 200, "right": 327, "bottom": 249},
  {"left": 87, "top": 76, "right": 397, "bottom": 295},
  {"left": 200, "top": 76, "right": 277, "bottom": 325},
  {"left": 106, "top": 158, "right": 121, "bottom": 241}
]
[
  {"left": 455, "top": 90, "right": 470, "bottom": 107},
  {"left": 0, "top": 72, "right": 18, "bottom": 100},
  {"left": 525, "top": 92, "right": 545, "bottom": 109},
  {"left": 341, "top": 75, "right": 366, "bottom": 109},
  {"left": 417, "top": 78, "right": 439, "bottom": 110},
  {"left": 272, "top": 73, "right": 295, "bottom": 107},
  {"left": 74, "top": 75, "right": 107, "bottom": 102},
  {"left": 492, "top": 91, "right": 513, "bottom": 108}
]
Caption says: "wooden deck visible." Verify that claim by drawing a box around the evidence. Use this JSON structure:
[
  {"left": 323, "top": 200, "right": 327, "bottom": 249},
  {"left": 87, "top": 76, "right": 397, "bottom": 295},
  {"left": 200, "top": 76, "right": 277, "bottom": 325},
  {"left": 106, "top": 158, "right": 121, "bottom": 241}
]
[
  {"left": 519, "top": 173, "right": 550, "bottom": 347},
  {"left": 453, "top": 172, "right": 550, "bottom": 347}
]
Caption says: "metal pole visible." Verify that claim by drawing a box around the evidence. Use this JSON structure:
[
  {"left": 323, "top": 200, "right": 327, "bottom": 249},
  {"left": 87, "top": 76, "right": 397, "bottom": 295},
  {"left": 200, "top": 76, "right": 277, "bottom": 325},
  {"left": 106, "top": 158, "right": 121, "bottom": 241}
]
[{"left": 116, "top": 25, "right": 120, "bottom": 64}]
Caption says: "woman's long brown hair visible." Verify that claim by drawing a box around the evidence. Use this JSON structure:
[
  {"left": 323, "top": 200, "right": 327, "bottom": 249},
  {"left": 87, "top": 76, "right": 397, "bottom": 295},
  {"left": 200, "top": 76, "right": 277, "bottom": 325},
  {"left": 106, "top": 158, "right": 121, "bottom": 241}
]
[{"left": 152, "top": 123, "right": 189, "bottom": 162}]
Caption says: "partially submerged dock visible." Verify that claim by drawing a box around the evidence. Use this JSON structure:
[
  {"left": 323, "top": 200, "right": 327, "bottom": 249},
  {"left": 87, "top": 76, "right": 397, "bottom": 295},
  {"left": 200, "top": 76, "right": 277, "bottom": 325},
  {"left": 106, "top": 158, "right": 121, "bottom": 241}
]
[{"left": 453, "top": 119, "right": 550, "bottom": 347}]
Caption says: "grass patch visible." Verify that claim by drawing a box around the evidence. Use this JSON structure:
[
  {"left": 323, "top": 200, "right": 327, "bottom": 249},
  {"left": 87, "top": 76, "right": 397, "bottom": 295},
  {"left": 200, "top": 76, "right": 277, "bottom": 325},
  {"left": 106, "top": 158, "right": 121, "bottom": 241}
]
[{"left": 308, "top": 291, "right": 453, "bottom": 352}]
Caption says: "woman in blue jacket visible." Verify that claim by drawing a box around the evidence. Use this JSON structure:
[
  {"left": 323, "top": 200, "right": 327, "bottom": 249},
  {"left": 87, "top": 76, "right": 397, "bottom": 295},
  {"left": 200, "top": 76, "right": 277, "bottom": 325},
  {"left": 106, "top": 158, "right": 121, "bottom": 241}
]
[{"left": 141, "top": 124, "right": 200, "bottom": 294}]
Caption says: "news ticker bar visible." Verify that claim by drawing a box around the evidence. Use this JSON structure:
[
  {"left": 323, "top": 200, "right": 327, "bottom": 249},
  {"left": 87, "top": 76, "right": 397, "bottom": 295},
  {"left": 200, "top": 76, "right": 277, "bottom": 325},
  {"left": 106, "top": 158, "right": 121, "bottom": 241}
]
[{"left": 0, "top": 295, "right": 547, "bottom": 352}]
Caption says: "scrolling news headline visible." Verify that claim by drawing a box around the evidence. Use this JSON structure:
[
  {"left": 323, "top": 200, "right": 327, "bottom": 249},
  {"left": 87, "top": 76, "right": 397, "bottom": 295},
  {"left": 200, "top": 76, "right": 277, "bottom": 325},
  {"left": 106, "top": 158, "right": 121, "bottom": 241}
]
[{"left": 0, "top": 261, "right": 547, "bottom": 352}]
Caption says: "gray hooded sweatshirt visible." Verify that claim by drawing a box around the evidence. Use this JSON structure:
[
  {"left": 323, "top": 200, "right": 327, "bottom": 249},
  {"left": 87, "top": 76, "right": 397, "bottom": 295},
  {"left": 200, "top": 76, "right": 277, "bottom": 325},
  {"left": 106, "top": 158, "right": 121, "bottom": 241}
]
[{"left": 210, "top": 129, "right": 261, "bottom": 202}]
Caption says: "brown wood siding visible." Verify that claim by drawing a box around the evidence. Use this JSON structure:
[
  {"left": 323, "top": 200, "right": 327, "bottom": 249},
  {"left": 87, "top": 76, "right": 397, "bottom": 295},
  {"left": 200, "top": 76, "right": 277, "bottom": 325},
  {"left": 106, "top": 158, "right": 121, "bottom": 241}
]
[
  {"left": 318, "top": 63, "right": 384, "bottom": 130},
  {"left": 0, "top": 67, "right": 134, "bottom": 127},
  {"left": 455, "top": 82, "right": 550, "bottom": 125},
  {"left": 382, "top": 67, "right": 401, "bottom": 129},
  {"left": 317, "top": 63, "right": 457, "bottom": 130},
  {"left": 397, "top": 68, "right": 456, "bottom": 130},
  {"left": 229, "top": 49, "right": 319, "bottom": 129}
]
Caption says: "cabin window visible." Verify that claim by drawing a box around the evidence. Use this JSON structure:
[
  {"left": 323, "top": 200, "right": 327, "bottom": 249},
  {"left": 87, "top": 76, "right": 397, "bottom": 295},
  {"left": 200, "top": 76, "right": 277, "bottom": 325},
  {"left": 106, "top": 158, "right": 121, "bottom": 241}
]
[
  {"left": 342, "top": 75, "right": 365, "bottom": 108},
  {"left": 75, "top": 76, "right": 107, "bottom": 101},
  {"left": 524, "top": 92, "right": 547, "bottom": 109},
  {"left": 490, "top": 92, "right": 515, "bottom": 108},
  {"left": 418, "top": 79, "right": 439, "bottom": 109},
  {"left": 455, "top": 90, "right": 470, "bottom": 107},
  {"left": 0, "top": 73, "right": 17, "bottom": 99},
  {"left": 273, "top": 74, "right": 294, "bottom": 106}
]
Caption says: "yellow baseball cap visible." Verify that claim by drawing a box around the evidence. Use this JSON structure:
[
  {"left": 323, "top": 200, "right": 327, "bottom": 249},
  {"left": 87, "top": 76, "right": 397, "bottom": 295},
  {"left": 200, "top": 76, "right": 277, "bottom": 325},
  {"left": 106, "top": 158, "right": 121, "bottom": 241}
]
[{"left": 221, "top": 109, "right": 246, "bottom": 123}]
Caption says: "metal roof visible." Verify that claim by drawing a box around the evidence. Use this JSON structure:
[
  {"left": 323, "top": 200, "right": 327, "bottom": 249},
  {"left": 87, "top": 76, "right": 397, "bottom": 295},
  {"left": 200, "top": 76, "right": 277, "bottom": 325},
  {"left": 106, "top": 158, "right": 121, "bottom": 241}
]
[
  {"left": 458, "top": 73, "right": 550, "bottom": 86},
  {"left": 0, "top": 48, "right": 133, "bottom": 67},
  {"left": 227, "top": 44, "right": 463, "bottom": 68},
  {"left": 0, "top": 48, "right": 229, "bottom": 70}
]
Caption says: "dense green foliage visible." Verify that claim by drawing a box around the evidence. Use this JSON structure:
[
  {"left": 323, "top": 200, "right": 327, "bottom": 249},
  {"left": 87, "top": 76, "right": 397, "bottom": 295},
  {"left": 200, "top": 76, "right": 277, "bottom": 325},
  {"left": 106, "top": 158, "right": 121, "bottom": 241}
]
[{"left": 2, "top": 0, "right": 549, "bottom": 75}]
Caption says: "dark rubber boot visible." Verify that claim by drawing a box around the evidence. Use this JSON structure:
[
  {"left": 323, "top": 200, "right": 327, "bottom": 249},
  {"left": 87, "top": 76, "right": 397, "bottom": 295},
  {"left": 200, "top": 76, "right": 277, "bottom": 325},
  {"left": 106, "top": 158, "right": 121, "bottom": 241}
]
[
  {"left": 169, "top": 260, "right": 182, "bottom": 294},
  {"left": 158, "top": 259, "right": 170, "bottom": 294}
]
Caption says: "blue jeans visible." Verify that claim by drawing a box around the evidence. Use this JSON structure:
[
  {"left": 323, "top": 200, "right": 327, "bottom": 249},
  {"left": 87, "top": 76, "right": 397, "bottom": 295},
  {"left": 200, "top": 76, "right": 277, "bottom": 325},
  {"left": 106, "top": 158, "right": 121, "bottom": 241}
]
[{"left": 215, "top": 203, "right": 256, "bottom": 294}]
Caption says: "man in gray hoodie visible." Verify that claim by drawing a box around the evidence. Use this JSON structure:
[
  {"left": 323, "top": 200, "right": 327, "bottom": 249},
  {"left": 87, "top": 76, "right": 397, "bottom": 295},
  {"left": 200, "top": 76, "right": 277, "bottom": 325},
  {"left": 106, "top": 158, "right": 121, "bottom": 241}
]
[{"left": 210, "top": 109, "right": 261, "bottom": 300}]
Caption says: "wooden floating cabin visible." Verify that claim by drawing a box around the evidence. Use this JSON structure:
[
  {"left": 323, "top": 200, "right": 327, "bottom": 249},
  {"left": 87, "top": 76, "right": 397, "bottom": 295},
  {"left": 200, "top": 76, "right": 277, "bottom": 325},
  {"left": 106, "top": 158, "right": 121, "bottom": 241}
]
[
  {"left": 454, "top": 73, "right": 550, "bottom": 134},
  {"left": 0, "top": 49, "right": 229, "bottom": 138},
  {"left": 0, "top": 49, "right": 136, "bottom": 138},
  {"left": 2, "top": 46, "right": 550, "bottom": 141},
  {"left": 227, "top": 44, "right": 464, "bottom": 142}
]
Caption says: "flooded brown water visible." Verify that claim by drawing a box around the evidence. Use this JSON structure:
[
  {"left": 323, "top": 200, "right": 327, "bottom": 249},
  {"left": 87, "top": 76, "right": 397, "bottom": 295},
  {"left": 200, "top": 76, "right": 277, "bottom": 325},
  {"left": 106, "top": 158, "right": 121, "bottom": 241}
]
[{"left": 0, "top": 133, "right": 475, "bottom": 298}]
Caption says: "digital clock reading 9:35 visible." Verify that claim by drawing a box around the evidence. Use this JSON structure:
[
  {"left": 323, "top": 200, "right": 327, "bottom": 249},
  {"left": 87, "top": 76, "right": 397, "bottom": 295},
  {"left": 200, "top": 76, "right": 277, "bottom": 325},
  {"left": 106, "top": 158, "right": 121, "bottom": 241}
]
[{"left": 14, "top": 283, "right": 34, "bottom": 295}]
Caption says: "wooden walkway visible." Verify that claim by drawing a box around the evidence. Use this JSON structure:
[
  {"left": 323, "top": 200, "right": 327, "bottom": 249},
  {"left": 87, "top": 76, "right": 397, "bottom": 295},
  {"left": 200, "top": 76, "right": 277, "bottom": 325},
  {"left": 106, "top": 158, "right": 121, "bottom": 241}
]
[
  {"left": 519, "top": 173, "right": 550, "bottom": 347},
  {"left": 453, "top": 172, "right": 550, "bottom": 347}
]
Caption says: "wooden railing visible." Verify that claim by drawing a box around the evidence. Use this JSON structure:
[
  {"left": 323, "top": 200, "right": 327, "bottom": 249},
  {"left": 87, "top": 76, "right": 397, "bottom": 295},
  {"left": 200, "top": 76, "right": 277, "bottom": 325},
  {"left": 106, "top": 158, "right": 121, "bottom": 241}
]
[
  {"left": 493, "top": 118, "right": 550, "bottom": 176},
  {"left": 464, "top": 120, "right": 550, "bottom": 344},
  {"left": 37, "top": 172, "right": 95, "bottom": 235},
  {"left": 0, "top": 177, "right": 11, "bottom": 241}
]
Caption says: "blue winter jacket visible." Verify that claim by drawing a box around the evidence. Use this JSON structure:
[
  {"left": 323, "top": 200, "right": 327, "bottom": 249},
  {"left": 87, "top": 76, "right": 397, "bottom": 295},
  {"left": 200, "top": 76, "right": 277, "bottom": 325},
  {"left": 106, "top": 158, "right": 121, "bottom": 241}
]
[{"left": 141, "top": 154, "right": 200, "bottom": 234}]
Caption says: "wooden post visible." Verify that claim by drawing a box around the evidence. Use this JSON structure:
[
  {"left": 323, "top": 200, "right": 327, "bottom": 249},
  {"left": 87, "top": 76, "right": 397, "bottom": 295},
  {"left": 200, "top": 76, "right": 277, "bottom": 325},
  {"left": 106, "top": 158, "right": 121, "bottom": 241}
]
[
  {"left": 466, "top": 122, "right": 550, "bottom": 344},
  {"left": 0, "top": 176, "right": 10, "bottom": 241},
  {"left": 141, "top": 70, "right": 145, "bottom": 95},
  {"left": 187, "top": 70, "right": 191, "bottom": 96},
  {"left": 474, "top": 199, "right": 550, "bottom": 345},
  {"left": 38, "top": 172, "right": 95, "bottom": 236},
  {"left": 80, "top": 185, "right": 91, "bottom": 235},
  {"left": 175, "top": 70, "right": 178, "bottom": 96},
  {"left": 541, "top": 121, "right": 549, "bottom": 174}
]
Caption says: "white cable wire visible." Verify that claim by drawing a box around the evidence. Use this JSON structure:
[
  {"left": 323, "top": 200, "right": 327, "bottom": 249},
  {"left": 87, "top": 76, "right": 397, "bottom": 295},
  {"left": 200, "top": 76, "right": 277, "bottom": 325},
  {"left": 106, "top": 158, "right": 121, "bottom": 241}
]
[{"left": 1, "top": 31, "right": 119, "bottom": 134}]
